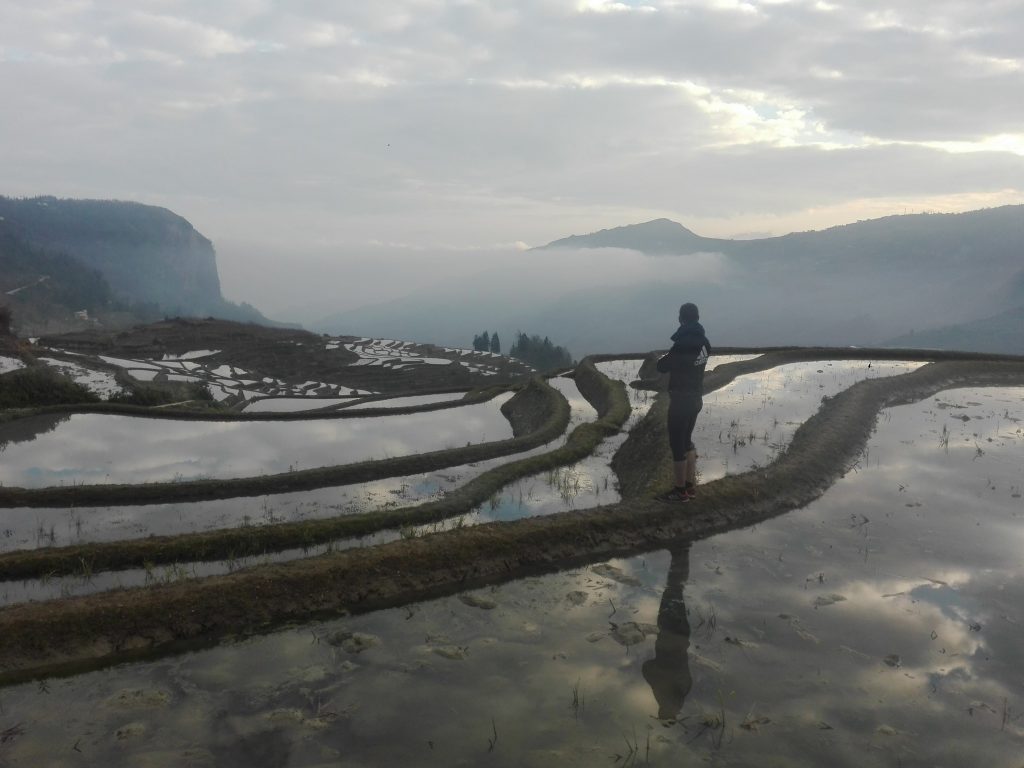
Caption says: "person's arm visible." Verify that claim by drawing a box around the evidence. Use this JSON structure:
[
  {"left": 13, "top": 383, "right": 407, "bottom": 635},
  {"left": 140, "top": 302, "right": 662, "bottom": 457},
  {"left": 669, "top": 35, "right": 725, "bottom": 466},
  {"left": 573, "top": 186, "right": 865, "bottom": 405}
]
[
  {"left": 656, "top": 351, "right": 674, "bottom": 374},
  {"left": 657, "top": 343, "right": 697, "bottom": 373}
]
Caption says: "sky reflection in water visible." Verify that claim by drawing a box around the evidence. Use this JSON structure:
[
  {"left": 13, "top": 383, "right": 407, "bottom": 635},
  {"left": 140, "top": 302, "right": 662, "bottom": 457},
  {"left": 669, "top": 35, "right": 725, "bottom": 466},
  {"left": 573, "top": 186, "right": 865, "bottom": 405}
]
[
  {"left": 0, "top": 394, "right": 515, "bottom": 488},
  {"left": 0, "top": 380, "right": 590, "bottom": 559},
  {"left": 3, "top": 357, "right": 922, "bottom": 605},
  {"left": 1, "top": 385, "right": 1020, "bottom": 766},
  {"left": 695, "top": 359, "right": 925, "bottom": 482},
  {"left": 0, "top": 377, "right": 596, "bottom": 604}
]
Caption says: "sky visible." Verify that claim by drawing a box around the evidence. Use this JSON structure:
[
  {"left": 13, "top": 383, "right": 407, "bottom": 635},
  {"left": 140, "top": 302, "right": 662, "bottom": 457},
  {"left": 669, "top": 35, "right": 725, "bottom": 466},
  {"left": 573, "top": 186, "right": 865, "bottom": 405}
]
[{"left": 2, "top": 0, "right": 1023, "bottom": 320}]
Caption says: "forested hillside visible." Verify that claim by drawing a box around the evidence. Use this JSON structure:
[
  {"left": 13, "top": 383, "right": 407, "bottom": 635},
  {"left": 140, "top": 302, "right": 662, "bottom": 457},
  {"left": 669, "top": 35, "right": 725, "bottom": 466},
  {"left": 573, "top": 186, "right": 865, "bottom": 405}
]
[
  {"left": 0, "top": 196, "right": 274, "bottom": 329},
  {"left": 0, "top": 222, "right": 157, "bottom": 334}
]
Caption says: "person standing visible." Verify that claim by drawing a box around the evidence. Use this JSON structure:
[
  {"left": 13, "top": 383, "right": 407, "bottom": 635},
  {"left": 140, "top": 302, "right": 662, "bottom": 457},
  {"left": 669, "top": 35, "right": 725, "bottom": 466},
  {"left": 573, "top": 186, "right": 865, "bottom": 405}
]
[{"left": 656, "top": 302, "right": 710, "bottom": 503}]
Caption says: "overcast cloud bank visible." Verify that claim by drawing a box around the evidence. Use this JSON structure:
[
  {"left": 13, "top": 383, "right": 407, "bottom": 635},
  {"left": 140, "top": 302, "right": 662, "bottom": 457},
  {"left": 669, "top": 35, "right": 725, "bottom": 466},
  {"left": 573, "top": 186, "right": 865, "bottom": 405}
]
[{"left": 2, "top": 0, "right": 1022, "bottom": 318}]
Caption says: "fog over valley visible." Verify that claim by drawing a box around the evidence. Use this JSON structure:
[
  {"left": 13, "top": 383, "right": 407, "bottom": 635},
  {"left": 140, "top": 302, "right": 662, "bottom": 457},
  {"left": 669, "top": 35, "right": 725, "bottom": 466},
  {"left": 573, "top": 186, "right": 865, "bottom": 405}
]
[
  {"left": 2, "top": 0, "right": 1023, "bottom": 354},
  {"left": 298, "top": 210, "right": 1024, "bottom": 355}
]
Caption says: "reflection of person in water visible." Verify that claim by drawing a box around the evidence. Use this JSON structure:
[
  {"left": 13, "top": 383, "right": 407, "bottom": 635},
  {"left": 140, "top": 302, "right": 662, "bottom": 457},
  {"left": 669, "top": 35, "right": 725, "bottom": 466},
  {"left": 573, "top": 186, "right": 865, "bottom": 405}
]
[{"left": 641, "top": 545, "right": 693, "bottom": 720}]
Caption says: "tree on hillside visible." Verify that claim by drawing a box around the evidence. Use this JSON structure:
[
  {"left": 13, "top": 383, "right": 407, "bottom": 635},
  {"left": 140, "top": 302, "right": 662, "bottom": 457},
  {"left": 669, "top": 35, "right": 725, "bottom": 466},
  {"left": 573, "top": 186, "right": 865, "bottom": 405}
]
[
  {"left": 490, "top": 332, "right": 501, "bottom": 354},
  {"left": 472, "top": 330, "right": 491, "bottom": 352},
  {"left": 509, "top": 332, "right": 573, "bottom": 371}
]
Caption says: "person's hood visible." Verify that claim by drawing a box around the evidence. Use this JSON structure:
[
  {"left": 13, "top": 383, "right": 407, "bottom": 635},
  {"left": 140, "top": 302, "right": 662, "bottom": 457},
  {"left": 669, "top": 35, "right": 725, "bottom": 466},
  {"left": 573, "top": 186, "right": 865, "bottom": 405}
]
[{"left": 671, "top": 321, "right": 706, "bottom": 343}]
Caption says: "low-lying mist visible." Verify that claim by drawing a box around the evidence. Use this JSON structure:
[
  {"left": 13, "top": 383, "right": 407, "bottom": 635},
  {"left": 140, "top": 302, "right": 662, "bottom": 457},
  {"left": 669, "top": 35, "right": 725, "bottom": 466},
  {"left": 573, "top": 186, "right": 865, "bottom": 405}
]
[{"left": 218, "top": 238, "right": 1018, "bottom": 356}]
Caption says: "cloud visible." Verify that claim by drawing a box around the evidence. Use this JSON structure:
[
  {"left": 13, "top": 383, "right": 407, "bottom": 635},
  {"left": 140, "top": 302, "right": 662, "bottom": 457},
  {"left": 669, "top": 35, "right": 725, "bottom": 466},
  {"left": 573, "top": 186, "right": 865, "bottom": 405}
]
[{"left": 1, "top": 0, "right": 1022, "bottom": 317}]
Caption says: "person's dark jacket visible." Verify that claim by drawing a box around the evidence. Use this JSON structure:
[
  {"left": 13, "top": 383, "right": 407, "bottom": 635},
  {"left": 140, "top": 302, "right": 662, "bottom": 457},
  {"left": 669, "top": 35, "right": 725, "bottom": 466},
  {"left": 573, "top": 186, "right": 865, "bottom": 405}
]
[{"left": 656, "top": 322, "right": 710, "bottom": 399}]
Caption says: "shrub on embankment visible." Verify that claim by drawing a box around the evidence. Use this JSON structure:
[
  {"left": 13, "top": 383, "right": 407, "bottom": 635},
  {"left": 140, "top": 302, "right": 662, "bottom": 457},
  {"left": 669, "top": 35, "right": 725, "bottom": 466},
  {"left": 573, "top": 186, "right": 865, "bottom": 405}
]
[
  {"left": 108, "top": 381, "right": 213, "bottom": 406},
  {"left": 0, "top": 366, "right": 98, "bottom": 408}
]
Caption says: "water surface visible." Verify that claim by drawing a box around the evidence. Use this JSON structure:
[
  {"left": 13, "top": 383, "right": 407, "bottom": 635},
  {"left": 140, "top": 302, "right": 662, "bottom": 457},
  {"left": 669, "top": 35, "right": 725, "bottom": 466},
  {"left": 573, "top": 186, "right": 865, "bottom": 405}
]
[
  {"left": 0, "top": 395, "right": 515, "bottom": 488},
  {"left": 0, "top": 380, "right": 598, "bottom": 604},
  {"left": 1, "top": 388, "right": 1021, "bottom": 766}
]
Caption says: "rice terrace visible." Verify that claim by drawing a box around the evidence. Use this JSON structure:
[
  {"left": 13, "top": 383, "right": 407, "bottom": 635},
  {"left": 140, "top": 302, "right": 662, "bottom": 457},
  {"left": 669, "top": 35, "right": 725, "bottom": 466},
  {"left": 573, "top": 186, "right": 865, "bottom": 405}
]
[
  {"left": 5, "top": 0, "right": 1024, "bottom": 762},
  {"left": 0, "top": 318, "right": 1021, "bottom": 766}
]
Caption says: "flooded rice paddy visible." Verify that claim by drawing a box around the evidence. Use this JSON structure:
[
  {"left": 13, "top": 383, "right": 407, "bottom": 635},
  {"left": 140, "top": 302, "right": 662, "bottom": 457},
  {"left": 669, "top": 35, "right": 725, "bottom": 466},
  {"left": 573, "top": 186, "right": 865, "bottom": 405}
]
[
  {"left": 0, "top": 380, "right": 587, "bottom": 553},
  {"left": 0, "top": 355, "right": 26, "bottom": 375},
  {"left": 0, "top": 358, "right": 927, "bottom": 606},
  {"left": 50, "top": 337, "right": 526, "bottom": 408},
  {"left": 342, "top": 339, "right": 513, "bottom": 377},
  {"left": 37, "top": 358, "right": 124, "bottom": 399},
  {"left": 0, "top": 378, "right": 595, "bottom": 604},
  {"left": 0, "top": 394, "right": 516, "bottom": 488},
  {"left": 695, "top": 360, "right": 925, "bottom": 483},
  {"left": 0, "top": 385, "right": 1020, "bottom": 766},
  {"left": 468, "top": 357, "right": 917, "bottom": 524},
  {"left": 93, "top": 352, "right": 374, "bottom": 402}
]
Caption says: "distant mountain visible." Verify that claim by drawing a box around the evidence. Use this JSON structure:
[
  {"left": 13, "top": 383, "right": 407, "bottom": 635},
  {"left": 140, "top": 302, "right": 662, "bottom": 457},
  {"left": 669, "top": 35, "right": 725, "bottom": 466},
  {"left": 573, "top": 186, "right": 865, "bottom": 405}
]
[
  {"left": 544, "top": 208, "right": 1024, "bottom": 274},
  {"left": 321, "top": 206, "right": 1024, "bottom": 355},
  {"left": 539, "top": 218, "right": 727, "bottom": 255},
  {"left": 0, "top": 220, "right": 141, "bottom": 335},
  {"left": 0, "top": 196, "right": 278, "bottom": 331},
  {"left": 0, "top": 221, "right": 111, "bottom": 309},
  {"left": 884, "top": 306, "right": 1024, "bottom": 355}
]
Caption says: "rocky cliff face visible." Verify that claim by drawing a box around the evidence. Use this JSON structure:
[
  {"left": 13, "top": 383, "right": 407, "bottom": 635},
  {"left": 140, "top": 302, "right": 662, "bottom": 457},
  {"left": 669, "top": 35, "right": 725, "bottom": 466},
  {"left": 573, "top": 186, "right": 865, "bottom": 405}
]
[{"left": 0, "top": 196, "right": 224, "bottom": 315}]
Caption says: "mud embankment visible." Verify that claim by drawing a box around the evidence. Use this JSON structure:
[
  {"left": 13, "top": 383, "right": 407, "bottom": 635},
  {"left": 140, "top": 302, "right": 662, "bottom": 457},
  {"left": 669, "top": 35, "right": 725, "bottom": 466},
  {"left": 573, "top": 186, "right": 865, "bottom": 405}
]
[
  {"left": 572, "top": 358, "right": 631, "bottom": 423},
  {"left": 500, "top": 380, "right": 556, "bottom": 437},
  {"left": 0, "top": 357, "right": 1021, "bottom": 683}
]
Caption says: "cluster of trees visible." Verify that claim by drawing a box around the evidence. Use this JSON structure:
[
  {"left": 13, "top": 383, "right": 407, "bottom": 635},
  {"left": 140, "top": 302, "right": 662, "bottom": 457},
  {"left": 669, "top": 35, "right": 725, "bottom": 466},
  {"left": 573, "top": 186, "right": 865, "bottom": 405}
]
[
  {"left": 0, "top": 367, "right": 98, "bottom": 408},
  {"left": 470, "top": 329, "right": 573, "bottom": 370},
  {"left": 472, "top": 331, "right": 501, "bottom": 354},
  {"left": 509, "top": 332, "right": 573, "bottom": 371}
]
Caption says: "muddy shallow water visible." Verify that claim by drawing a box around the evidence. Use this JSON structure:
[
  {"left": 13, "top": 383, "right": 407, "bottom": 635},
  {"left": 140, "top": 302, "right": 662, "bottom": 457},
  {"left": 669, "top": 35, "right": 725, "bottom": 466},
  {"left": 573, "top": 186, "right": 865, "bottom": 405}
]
[
  {"left": 0, "top": 386, "right": 1020, "bottom": 766},
  {"left": 0, "top": 394, "right": 516, "bottom": 488}
]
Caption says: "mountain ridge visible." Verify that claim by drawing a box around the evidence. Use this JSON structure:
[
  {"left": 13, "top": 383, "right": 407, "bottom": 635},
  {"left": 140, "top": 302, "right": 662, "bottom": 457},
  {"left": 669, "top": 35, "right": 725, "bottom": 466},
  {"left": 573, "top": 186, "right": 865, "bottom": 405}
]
[
  {"left": 538, "top": 217, "right": 728, "bottom": 255},
  {"left": 322, "top": 205, "right": 1024, "bottom": 355},
  {"left": 0, "top": 195, "right": 281, "bottom": 334},
  {"left": 540, "top": 205, "right": 1024, "bottom": 265}
]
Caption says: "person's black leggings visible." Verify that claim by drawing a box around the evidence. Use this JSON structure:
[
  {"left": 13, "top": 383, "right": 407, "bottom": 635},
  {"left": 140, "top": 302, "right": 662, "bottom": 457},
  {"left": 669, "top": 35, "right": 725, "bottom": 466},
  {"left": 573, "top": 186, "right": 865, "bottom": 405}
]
[{"left": 667, "top": 396, "right": 702, "bottom": 461}]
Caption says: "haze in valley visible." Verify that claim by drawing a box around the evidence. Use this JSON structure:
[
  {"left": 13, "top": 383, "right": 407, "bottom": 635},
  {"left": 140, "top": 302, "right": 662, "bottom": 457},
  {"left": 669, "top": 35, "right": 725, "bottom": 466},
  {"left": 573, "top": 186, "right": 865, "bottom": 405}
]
[{"left": 3, "top": 1, "right": 1022, "bottom": 350}]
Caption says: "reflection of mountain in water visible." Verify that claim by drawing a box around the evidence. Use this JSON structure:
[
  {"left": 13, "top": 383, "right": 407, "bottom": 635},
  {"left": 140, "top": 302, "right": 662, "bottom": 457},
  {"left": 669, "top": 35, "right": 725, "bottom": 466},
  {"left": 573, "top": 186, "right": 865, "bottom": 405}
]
[
  {"left": 0, "top": 413, "right": 70, "bottom": 453},
  {"left": 642, "top": 545, "right": 693, "bottom": 720}
]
